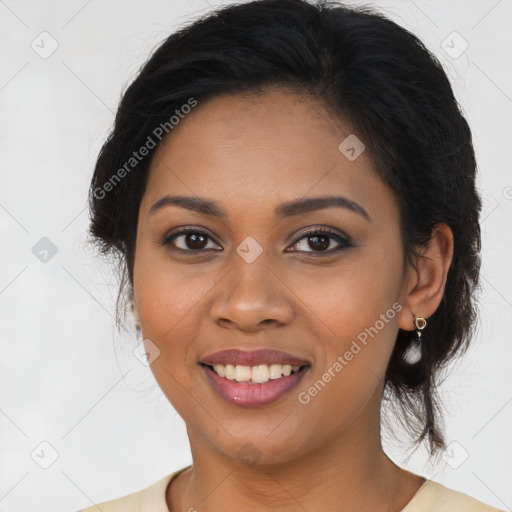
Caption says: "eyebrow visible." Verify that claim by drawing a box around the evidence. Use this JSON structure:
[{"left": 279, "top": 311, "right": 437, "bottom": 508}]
[{"left": 149, "top": 195, "right": 371, "bottom": 221}]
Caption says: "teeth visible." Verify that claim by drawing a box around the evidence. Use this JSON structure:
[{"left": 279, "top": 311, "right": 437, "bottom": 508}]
[
  {"left": 252, "top": 364, "right": 269, "bottom": 383},
  {"left": 209, "top": 363, "right": 303, "bottom": 383},
  {"left": 234, "top": 365, "right": 251, "bottom": 382},
  {"left": 269, "top": 364, "right": 283, "bottom": 379},
  {"left": 282, "top": 364, "right": 292, "bottom": 377},
  {"left": 224, "top": 364, "right": 236, "bottom": 380},
  {"left": 213, "top": 364, "right": 226, "bottom": 378}
]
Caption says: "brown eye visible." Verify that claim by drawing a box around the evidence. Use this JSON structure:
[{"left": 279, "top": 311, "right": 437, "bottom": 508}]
[
  {"left": 161, "top": 229, "right": 221, "bottom": 252},
  {"left": 289, "top": 228, "right": 353, "bottom": 254},
  {"left": 307, "top": 234, "right": 330, "bottom": 251},
  {"left": 183, "top": 232, "right": 208, "bottom": 250}
]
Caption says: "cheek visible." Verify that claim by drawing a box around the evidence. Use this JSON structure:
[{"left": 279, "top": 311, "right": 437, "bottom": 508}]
[
  {"left": 134, "top": 260, "right": 205, "bottom": 419},
  {"left": 291, "top": 246, "right": 403, "bottom": 398},
  {"left": 290, "top": 244, "right": 402, "bottom": 340},
  {"left": 295, "top": 308, "right": 399, "bottom": 433},
  {"left": 132, "top": 244, "right": 211, "bottom": 385},
  {"left": 134, "top": 237, "right": 209, "bottom": 329}
]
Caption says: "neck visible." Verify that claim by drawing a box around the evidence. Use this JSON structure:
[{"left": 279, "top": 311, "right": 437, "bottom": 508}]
[{"left": 167, "top": 402, "right": 424, "bottom": 512}]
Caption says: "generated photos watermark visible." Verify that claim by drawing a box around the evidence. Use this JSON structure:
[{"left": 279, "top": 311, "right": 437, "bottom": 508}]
[
  {"left": 298, "top": 301, "right": 403, "bottom": 405},
  {"left": 93, "top": 97, "right": 198, "bottom": 200}
]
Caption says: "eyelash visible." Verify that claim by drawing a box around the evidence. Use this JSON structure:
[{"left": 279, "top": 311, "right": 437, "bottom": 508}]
[{"left": 160, "top": 227, "right": 353, "bottom": 255}]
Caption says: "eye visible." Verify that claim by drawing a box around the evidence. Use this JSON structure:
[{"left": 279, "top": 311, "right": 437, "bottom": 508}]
[
  {"left": 287, "top": 228, "right": 353, "bottom": 254},
  {"left": 160, "top": 228, "right": 221, "bottom": 252}
]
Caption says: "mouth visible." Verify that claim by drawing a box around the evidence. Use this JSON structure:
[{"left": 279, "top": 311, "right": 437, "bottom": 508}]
[{"left": 199, "top": 349, "right": 311, "bottom": 407}]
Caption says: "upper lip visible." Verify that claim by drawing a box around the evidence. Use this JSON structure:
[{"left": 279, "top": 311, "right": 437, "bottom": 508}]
[{"left": 200, "top": 349, "right": 310, "bottom": 367}]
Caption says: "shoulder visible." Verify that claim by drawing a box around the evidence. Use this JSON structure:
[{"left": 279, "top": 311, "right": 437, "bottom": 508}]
[
  {"left": 75, "top": 467, "right": 190, "bottom": 512},
  {"left": 403, "top": 479, "right": 505, "bottom": 512}
]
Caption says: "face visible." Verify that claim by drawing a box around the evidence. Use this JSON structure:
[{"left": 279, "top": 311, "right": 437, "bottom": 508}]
[{"left": 132, "top": 88, "right": 413, "bottom": 465}]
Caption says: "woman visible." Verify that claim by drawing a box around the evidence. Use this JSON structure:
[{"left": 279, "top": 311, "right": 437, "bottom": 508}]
[{"left": 79, "top": 0, "right": 503, "bottom": 510}]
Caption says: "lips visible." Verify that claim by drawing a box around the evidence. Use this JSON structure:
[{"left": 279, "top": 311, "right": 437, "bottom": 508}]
[
  {"left": 200, "top": 348, "right": 310, "bottom": 367},
  {"left": 201, "top": 364, "right": 309, "bottom": 407},
  {"left": 199, "top": 348, "right": 311, "bottom": 407}
]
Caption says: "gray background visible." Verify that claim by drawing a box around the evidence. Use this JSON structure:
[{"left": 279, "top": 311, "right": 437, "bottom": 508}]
[{"left": 0, "top": 0, "right": 511, "bottom": 510}]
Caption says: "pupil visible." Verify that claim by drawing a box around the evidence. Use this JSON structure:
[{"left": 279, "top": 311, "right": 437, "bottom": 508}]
[
  {"left": 188, "top": 233, "right": 207, "bottom": 249},
  {"left": 309, "top": 235, "right": 329, "bottom": 251}
]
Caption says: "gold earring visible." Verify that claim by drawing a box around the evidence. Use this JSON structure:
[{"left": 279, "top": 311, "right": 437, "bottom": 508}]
[
  {"left": 414, "top": 316, "right": 427, "bottom": 342},
  {"left": 403, "top": 316, "right": 427, "bottom": 364}
]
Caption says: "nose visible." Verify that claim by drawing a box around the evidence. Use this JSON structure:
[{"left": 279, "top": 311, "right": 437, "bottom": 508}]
[{"left": 209, "top": 251, "right": 294, "bottom": 332}]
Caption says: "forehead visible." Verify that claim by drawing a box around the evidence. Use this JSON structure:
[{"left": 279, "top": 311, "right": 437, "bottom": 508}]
[{"left": 141, "top": 88, "right": 396, "bottom": 223}]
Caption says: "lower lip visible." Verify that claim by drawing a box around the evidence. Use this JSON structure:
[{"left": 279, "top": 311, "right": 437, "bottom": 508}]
[{"left": 201, "top": 365, "right": 309, "bottom": 407}]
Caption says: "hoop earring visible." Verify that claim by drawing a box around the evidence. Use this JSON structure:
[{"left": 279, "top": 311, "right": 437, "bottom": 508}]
[{"left": 403, "top": 316, "right": 427, "bottom": 364}]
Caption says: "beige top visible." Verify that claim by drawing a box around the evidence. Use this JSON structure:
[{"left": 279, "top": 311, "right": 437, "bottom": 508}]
[{"left": 77, "top": 466, "right": 505, "bottom": 512}]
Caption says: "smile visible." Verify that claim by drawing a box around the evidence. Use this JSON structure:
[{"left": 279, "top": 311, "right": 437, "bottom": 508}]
[{"left": 199, "top": 348, "right": 311, "bottom": 406}]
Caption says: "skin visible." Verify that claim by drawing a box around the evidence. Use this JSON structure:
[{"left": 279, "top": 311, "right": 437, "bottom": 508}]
[{"left": 131, "top": 88, "right": 454, "bottom": 511}]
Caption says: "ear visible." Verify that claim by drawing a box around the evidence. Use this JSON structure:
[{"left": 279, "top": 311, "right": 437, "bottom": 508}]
[{"left": 398, "top": 223, "right": 454, "bottom": 331}]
